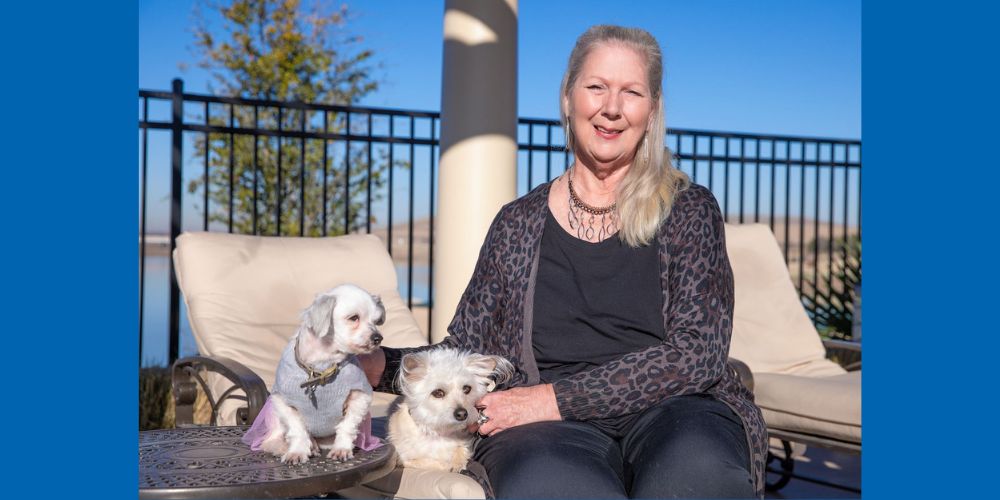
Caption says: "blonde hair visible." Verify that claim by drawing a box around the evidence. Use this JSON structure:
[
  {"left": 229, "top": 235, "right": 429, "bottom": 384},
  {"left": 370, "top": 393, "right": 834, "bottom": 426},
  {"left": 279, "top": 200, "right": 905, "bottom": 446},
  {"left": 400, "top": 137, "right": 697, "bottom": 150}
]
[{"left": 560, "top": 25, "right": 689, "bottom": 247}]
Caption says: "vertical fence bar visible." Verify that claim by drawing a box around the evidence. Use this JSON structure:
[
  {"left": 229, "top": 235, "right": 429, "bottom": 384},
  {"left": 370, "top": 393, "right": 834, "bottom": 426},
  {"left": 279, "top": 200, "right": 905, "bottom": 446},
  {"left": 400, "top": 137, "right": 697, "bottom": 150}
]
[
  {"left": 828, "top": 145, "right": 836, "bottom": 303},
  {"left": 546, "top": 125, "right": 553, "bottom": 181},
  {"left": 798, "top": 142, "right": 806, "bottom": 293},
  {"left": 168, "top": 78, "right": 184, "bottom": 364},
  {"left": 674, "top": 134, "right": 682, "bottom": 186},
  {"left": 428, "top": 117, "right": 436, "bottom": 341},
  {"left": 252, "top": 106, "right": 259, "bottom": 235},
  {"left": 139, "top": 97, "right": 149, "bottom": 366},
  {"left": 367, "top": 113, "right": 373, "bottom": 234},
  {"left": 724, "top": 138, "right": 731, "bottom": 221},
  {"left": 388, "top": 117, "right": 394, "bottom": 256},
  {"left": 784, "top": 141, "right": 791, "bottom": 264},
  {"left": 708, "top": 135, "right": 714, "bottom": 192},
  {"left": 769, "top": 140, "right": 776, "bottom": 231},
  {"left": 691, "top": 134, "right": 699, "bottom": 184},
  {"left": 276, "top": 107, "right": 283, "bottom": 236},
  {"left": 228, "top": 105, "right": 235, "bottom": 233},
  {"left": 300, "top": 108, "right": 306, "bottom": 236},
  {"left": 345, "top": 112, "right": 352, "bottom": 234},
  {"left": 754, "top": 139, "right": 761, "bottom": 223},
  {"left": 843, "top": 147, "right": 850, "bottom": 295},
  {"left": 322, "top": 111, "right": 329, "bottom": 236},
  {"left": 857, "top": 146, "right": 862, "bottom": 239},
  {"left": 527, "top": 125, "right": 534, "bottom": 191},
  {"left": 813, "top": 143, "right": 820, "bottom": 307},
  {"left": 739, "top": 138, "right": 746, "bottom": 223},
  {"left": 204, "top": 101, "right": 210, "bottom": 231},
  {"left": 407, "top": 116, "right": 416, "bottom": 309}
]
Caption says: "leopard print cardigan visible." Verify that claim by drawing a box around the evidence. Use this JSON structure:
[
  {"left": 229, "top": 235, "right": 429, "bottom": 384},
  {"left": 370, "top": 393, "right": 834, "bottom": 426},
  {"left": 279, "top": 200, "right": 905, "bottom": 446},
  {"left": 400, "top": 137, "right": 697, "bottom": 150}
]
[{"left": 377, "top": 181, "right": 767, "bottom": 498}]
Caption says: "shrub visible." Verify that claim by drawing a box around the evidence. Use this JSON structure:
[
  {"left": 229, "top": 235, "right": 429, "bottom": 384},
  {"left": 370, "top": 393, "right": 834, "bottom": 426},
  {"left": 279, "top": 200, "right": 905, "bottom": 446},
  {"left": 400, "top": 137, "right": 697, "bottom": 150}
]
[
  {"left": 804, "top": 237, "right": 861, "bottom": 341},
  {"left": 140, "top": 366, "right": 172, "bottom": 430}
]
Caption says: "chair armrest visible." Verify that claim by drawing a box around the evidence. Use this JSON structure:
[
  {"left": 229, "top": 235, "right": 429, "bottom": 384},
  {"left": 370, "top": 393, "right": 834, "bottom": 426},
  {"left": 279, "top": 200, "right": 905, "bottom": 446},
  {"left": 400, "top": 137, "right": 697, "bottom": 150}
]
[
  {"left": 172, "top": 356, "right": 269, "bottom": 427},
  {"left": 727, "top": 358, "right": 754, "bottom": 392},
  {"left": 822, "top": 339, "right": 862, "bottom": 371},
  {"left": 823, "top": 339, "right": 861, "bottom": 352}
]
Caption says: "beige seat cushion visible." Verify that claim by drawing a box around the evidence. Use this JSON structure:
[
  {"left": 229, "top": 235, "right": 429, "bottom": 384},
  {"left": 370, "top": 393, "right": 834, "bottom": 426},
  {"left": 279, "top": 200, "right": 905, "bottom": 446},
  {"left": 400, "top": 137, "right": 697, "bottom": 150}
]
[
  {"left": 338, "top": 468, "right": 485, "bottom": 499},
  {"left": 754, "top": 370, "right": 861, "bottom": 444},
  {"left": 725, "top": 223, "right": 830, "bottom": 374}
]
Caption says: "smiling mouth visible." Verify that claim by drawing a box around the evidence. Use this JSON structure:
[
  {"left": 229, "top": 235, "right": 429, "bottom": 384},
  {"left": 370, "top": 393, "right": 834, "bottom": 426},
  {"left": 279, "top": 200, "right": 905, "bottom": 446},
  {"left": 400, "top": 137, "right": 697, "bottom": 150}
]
[{"left": 594, "top": 125, "right": 622, "bottom": 139}]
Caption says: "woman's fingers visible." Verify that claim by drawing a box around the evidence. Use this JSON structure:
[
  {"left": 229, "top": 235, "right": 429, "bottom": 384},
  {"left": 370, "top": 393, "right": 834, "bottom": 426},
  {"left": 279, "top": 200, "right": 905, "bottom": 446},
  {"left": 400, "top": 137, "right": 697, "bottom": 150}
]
[{"left": 475, "top": 385, "right": 561, "bottom": 436}]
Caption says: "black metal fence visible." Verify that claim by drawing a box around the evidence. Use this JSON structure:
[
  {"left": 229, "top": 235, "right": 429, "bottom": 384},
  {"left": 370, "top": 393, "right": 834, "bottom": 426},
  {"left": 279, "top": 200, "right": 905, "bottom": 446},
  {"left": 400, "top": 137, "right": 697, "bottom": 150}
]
[{"left": 140, "top": 80, "right": 861, "bottom": 367}]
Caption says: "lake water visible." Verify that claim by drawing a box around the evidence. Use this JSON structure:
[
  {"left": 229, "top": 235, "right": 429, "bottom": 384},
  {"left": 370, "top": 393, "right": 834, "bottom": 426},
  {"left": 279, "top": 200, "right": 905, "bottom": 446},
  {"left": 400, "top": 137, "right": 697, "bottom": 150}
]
[{"left": 140, "top": 254, "right": 430, "bottom": 367}]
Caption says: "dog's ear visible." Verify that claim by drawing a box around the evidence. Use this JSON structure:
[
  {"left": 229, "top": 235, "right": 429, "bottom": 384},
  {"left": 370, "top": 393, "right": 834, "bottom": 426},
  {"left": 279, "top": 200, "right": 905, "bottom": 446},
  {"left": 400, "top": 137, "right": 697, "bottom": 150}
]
[
  {"left": 303, "top": 293, "right": 337, "bottom": 338},
  {"left": 371, "top": 294, "right": 386, "bottom": 326},
  {"left": 467, "top": 355, "right": 515, "bottom": 387},
  {"left": 400, "top": 352, "right": 428, "bottom": 385}
]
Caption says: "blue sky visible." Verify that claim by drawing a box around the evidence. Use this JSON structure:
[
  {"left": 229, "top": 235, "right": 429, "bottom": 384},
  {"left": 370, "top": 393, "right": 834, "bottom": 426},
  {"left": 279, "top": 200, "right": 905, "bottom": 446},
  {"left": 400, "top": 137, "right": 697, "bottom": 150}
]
[{"left": 140, "top": 0, "right": 860, "bottom": 137}]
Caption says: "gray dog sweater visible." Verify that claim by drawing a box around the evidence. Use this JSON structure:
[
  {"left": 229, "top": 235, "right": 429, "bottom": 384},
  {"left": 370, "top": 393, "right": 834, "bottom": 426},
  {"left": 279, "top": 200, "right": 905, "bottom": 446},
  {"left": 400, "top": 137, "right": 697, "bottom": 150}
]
[{"left": 271, "top": 338, "right": 372, "bottom": 438}]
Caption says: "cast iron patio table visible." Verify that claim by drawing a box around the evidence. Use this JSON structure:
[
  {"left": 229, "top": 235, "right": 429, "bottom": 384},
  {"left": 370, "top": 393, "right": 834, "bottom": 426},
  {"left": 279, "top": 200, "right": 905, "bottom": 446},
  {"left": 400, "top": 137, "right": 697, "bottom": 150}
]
[{"left": 139, "top": 425, "right": 395, "bottom": 499}]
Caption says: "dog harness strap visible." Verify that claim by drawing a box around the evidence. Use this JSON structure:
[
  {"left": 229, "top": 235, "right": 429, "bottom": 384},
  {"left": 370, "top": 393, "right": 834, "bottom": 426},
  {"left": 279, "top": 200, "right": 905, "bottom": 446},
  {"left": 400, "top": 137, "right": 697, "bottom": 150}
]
[
  {"left": 298, "top": 365, "right": 340, "bottom": 387},
  {"left": 294, "top": 341, "right": 344, "bottom": 407}
]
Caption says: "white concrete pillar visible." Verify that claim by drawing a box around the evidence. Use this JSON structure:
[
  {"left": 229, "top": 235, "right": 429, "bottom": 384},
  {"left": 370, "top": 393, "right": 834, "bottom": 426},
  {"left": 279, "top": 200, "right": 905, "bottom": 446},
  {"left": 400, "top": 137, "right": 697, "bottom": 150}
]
[{"left": 433, "top": 0, "right": 518, "bottom": 342}]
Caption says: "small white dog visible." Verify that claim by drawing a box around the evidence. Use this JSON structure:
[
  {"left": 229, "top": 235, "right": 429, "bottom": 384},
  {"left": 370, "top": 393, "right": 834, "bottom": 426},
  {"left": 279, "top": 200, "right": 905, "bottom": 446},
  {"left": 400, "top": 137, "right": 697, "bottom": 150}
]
[
  {"left": 247, "top": 284, "right": 385, "bottom": 464},
  {"left": 388, "top": 348, "right": 514, "bottom": 472}
]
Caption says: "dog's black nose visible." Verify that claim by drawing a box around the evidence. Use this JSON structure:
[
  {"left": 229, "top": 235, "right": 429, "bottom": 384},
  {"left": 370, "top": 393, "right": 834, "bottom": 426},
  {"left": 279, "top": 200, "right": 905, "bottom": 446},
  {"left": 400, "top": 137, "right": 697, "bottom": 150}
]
[
  {"left": 454, "top": 408, "right": 468, "bottom": 421},
  {"left": 371, "top": 332, "right": 383, "bottom": 345}
]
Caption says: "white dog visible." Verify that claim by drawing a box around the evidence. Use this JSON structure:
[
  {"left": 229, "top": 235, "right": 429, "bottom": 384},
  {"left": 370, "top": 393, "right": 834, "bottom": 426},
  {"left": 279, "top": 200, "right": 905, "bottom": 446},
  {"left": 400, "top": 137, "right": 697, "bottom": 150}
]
[
  {"left": 387, "top": 348, "right": 514, "bottom": 472},
  {"left": 246, "top": 284, "right": 385, "bottom": 464}
]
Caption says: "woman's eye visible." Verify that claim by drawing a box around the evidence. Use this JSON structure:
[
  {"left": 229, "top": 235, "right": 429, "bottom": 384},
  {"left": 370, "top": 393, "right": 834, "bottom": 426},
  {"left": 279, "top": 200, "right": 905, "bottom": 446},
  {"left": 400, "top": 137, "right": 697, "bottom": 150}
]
[
  {"left": 626, "top": 89, "right": 643, "bottom": 96},
  {"left": 462, "top": 385, "right": 472, "bottom": 394},
  {"left": 432, "top": 389, "right": 445, "bottom": 398}
]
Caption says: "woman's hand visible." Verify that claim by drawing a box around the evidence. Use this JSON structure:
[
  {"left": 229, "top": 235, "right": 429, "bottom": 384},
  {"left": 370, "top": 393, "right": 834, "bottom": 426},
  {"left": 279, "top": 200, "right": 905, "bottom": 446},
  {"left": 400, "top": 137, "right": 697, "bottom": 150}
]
[
  {"left": 475, "top": 384, "right": 562, "bottom": 436},
  {"left": 357, "top": 348, "right": 386, "bottom": 388}
]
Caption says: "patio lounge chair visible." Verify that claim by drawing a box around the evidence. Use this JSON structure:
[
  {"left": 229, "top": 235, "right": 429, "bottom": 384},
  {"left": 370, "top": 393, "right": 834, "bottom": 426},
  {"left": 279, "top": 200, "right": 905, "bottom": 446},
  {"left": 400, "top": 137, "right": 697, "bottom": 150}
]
[
  {"left": 171, "top": 231, "right": 485, "bottom": 498},
  {"left": 724, "top": 223, "right": 861, "bottom": 491},
  {"left": 170, "top": 224, "right": 859, "bottom": 496}
]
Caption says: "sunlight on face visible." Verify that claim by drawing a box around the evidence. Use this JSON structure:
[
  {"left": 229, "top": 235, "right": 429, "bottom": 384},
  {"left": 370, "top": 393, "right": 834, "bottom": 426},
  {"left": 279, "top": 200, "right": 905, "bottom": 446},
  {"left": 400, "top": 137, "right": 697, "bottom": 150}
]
[{"left": 566, "top": 44, "right": 654, "bottom": 172}]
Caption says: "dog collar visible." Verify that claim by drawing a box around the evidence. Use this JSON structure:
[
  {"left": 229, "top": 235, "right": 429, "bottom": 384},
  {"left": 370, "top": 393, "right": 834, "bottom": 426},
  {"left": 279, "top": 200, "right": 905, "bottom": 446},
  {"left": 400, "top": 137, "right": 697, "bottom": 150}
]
[{"left": 294, "top": 339, "right": 343, "bottom": 391}]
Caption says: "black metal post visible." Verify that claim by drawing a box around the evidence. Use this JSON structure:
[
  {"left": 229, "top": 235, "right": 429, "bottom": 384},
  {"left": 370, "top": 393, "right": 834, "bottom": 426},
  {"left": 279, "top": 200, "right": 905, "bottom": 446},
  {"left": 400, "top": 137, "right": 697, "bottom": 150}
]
[
  {"left": 407, "top": 117, "right": 415, "bottom": 309},
  {"left": 168, "top": 78, "right": 183, "bottom": 364},
  {"left": 322, "top": 111, "right": 329, "bottom": 236},
  {"left": 527, "top": 125, "right": 534, "bottom": 191},
  {"left": 140, "top": 97, "right": 149, "bottom": 366},
  {"left": 345, "top": 112, "right": 352, "bottom": 234},
  {"left": 204, "top": 101, "right": 210, "bottom": 231},
  {"left": 428, "top": 118, "right": 436, "bottom": 342},
  {"left": 300, "top": 109, "right": 306, "bottom": 236}
]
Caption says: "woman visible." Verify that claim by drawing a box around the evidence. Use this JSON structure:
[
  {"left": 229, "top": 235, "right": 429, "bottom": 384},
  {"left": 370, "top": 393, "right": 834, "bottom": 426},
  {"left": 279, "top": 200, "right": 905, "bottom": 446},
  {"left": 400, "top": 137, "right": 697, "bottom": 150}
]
[{"left": 362, "top": 25, "right": 766, "bottom": 498}]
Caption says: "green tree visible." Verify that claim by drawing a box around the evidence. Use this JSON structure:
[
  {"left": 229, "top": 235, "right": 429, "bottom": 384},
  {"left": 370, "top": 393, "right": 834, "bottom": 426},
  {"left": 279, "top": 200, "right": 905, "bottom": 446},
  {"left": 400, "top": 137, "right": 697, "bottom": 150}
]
[{"left": 187, "top": 0, "right": 396, "bottom": 236}]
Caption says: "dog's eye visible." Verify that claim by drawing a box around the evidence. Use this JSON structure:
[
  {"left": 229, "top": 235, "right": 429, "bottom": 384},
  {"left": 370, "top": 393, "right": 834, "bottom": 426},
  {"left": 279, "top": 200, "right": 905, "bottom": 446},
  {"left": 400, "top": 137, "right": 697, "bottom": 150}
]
[
  {"left": 431, "top": 389, "right": 445, "bottom": 398},
  {"left": 349, "top": 314, "right": 360, "bottom": 322},
  {"left": 462, "top": 385, "right": 471, "bottom": 394}
]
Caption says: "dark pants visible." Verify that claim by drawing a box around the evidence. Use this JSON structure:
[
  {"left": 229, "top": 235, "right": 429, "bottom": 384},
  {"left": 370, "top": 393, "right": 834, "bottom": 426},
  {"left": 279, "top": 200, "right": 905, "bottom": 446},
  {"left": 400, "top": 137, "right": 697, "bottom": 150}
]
[{"left": 473, "top": 394, "right": 754, "bottom": 499}]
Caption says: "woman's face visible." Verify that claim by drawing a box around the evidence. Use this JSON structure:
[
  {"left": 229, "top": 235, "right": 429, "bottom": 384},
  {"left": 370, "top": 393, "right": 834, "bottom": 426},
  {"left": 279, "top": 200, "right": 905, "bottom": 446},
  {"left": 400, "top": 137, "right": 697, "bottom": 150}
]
[{"left": 566, "top": 44, "right": 654, "bottom": 172}]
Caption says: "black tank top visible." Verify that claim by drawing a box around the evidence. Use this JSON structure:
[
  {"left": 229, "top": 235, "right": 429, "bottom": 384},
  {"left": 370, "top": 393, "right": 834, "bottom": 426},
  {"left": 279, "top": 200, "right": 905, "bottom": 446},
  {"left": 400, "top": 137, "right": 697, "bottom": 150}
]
[{"left": 532, "top": 208, "right": 665, "bottom": 384}]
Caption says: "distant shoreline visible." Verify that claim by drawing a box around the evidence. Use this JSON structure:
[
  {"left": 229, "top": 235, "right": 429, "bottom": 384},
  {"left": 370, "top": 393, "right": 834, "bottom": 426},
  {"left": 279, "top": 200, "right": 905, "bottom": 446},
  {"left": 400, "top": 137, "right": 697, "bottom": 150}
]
[{"left": 141, "top": 215, "right": 857, "bottom": 263}]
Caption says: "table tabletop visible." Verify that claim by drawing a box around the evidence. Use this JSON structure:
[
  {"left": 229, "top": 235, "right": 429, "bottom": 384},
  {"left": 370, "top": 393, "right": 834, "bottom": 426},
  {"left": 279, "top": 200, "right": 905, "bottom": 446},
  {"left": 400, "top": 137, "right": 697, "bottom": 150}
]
[{"left": 139, "top": 426, "right": 395, "bottom": 499}]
